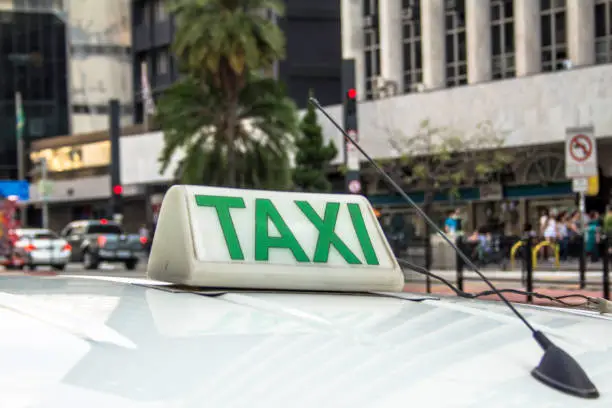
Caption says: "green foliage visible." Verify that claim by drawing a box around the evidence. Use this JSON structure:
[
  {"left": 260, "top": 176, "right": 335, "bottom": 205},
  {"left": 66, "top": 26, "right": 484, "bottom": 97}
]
[
  {"left": 157, "top": 0, "right": 297, "bottom": 188},
  {"left": 169, "top": 0, "right": 286, "bottom": 82},
  {"left": 156, "top": 73, "right": 297, "bottom": 189},
  {"left": 380, "top": 119, "right": 513, "bottom": 199},
  {"left": 292, "top": 91, "right": 338, "bottom": 192}
]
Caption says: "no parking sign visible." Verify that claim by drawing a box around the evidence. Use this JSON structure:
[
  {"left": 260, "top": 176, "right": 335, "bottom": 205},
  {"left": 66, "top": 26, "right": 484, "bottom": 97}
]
[{"left": 565, "top": 126, "right": 597, "bottom": 178}]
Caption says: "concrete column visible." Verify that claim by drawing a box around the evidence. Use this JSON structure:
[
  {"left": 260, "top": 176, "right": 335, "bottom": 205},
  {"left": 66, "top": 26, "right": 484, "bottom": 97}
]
[
  {"left": 514, "top": 0, "right": 541, "bottom": 76},
  {"left": 421, "top": 0, "right": 446, "bottom": 89},
  {"left": 378, "top": 0, "right": 403, "bottom": 94},
  {"left": 341, "top": 0, "right": 366, "bottom": 98},
  {"left": 466, "top": 0, "right": 491, "bottom": 83},
  {"left": 567, "top": 0, "right": 595, "bottom": 67}
]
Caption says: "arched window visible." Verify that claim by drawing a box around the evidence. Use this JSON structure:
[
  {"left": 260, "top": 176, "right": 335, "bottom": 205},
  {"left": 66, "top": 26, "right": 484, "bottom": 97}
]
[{"left": 523, "top": 153, "right": 565, "bottom": 183}]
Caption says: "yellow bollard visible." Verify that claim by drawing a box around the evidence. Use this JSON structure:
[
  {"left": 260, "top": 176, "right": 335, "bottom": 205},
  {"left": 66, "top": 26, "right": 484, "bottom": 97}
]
[
  {"left": 532, "top": 241, "right": 560, "bottom": 269},
  {"left": 510, "top": 240, "right": 524, "bottom": 269}
]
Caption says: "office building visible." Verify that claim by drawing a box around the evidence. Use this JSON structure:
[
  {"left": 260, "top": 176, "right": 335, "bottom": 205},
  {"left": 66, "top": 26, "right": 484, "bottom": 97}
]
[
  {"left": 0, "top": 0, "right": 133, "bottom": 180},
  {"left": 130, "top": 0, "right": 342, "bottom": 122},
  {"left": 332, "top": 0, "right": 612, "bottom": 233},
  {"left": 0, "top": 3, "right": 69, "bottom": 179}
]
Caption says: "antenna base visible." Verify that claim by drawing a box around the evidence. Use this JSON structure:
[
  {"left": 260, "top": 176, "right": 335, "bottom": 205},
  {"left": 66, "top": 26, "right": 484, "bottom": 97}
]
[{"left": 531, "top": 331, "right": 599, "bottom": 399}]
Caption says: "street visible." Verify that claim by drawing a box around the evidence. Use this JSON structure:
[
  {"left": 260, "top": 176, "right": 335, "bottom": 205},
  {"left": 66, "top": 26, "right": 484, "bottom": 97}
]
[
  {"left": 1, "top": 261, "right": 607, "bottom": 309},
  {"left": 0, "top": 262, "right": 147, "bottom": 278}
]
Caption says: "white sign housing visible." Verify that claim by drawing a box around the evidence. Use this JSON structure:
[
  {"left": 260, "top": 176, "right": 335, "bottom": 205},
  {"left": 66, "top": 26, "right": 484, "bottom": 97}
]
[{"left": 147, "top": 185, "right": 404, "bottom": 292}]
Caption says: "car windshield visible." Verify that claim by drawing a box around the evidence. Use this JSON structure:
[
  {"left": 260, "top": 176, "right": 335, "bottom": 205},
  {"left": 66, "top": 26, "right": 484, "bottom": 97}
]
[
  {"left": 20, "top": 231, "right": 57, "bottom": 239},
  {"left": 87, "top": 225, "right": 123, "bottom": 234}
]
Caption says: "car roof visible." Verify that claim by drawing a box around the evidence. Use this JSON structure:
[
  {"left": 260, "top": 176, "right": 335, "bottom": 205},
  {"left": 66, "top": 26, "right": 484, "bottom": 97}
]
[
  {"left": 68, "top": 220, "right": 119, "bottom": 227},
  {"left": 0, "top": 274, "right": 610, "bottom": 407},
  {"left": 14, "top": 228, "right": 52, "bottom": 234}
]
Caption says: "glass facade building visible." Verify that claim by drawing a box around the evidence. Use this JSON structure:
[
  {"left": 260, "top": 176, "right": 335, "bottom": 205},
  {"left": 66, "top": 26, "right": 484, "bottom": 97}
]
[{"left": 0, "top": 10, "right": 69, "bottom": 179}]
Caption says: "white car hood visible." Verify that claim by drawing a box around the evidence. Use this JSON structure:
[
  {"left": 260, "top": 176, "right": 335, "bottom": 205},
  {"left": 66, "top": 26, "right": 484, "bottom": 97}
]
[{"left": 0, "top": 275, "right": 610, "bottom": 408}]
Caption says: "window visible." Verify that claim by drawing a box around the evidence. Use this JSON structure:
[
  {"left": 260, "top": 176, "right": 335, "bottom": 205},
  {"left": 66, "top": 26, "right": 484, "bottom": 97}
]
[
  {"left": 363, "top": 0, "right": 380, "bottom": 100},
  {"left": 491, "top": 0, "right": 515, "bottom": 79},
  {"left": 402, "top": 0, "right": 422, "bottom": 93},
  {"left": 86, "top": 224, "right": 123, "bottom": 235},
  {"left": 156, "top": 49, "right": 169, "bottom": 75},
  {"left": 540, "top": 0, "right": 567, "bottom": 71},
  {"left": 595, "top": 0, "right": 612, "bottom": 63},
  {"left": 14, "top": 0, "right": 55, "bottom": 9},
  {"left": 19, "top": 231, "right": 59, "bottom": 240},
  {"left": 154, "top": 0, "right": 168, "bottom": 22},
  {"left": 444, "top": 0, "right": 467, "bottom": 87}
]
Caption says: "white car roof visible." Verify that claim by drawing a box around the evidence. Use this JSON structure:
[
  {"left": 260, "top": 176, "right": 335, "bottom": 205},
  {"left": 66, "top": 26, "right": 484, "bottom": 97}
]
[
  {"left": 14, "top": 228, "right": 53, "bottom": 235},
  {"left": 0, "top": 274, "right": 610, "bottom": 407}
]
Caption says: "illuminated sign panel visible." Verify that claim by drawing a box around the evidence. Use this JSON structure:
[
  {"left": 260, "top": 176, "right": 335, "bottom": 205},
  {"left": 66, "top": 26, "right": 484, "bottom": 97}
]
[{"left": 30, "top": 141, "right": 111, "bottom": 172}]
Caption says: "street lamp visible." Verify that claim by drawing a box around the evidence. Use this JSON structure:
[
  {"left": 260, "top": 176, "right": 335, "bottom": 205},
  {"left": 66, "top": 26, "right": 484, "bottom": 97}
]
[{"left": 33, "top": 157, "right": 50, "bottom": 230}]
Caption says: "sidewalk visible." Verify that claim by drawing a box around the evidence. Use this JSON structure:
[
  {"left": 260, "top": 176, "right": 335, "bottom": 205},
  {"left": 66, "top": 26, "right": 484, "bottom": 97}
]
[
  {"left": 403, "top": 281, "right": 604, "bottom": 307},
  {"left": 404, "top": 268, "right": 609, "bottom": 285}
]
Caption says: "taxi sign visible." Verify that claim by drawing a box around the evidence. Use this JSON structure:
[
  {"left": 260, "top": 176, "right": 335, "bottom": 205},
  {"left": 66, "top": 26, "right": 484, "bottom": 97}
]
[{"left": 147, "top": 185, "right": 404, "bottom": 292}]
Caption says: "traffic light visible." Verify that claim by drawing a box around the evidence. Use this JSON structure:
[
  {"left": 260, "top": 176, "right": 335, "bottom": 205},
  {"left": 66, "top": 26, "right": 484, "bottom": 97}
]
[
  {"left": 112, "top": 185, "right": 123, "bottom": 196},
  {"left": 345, "top": 88, "right": 357, "bottom": 117},
  {"left": 342, "top": 59, "right": 360, "bottom": 194}
]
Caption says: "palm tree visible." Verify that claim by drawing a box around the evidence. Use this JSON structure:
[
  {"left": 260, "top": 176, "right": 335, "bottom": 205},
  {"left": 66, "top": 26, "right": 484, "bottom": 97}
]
[
  {"left": 168, "top": 0, "right": 286, "bottom": 186},
  {"left": 156, "top": 73, "right": 297, "bottom": 189}
]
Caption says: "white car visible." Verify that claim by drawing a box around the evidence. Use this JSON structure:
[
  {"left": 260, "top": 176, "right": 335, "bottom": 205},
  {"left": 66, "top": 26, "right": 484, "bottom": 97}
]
[
  {"left": 13, "top": 228, "right": 72, "bottom": 270},
  {"left": 1, "top": 186, "right": 610, "bottom": 407}
]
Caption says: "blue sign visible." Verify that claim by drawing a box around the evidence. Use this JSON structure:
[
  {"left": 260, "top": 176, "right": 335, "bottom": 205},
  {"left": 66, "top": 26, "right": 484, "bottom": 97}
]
[{"left": 0, "top": 181, "right": 30, "bottom": 202}]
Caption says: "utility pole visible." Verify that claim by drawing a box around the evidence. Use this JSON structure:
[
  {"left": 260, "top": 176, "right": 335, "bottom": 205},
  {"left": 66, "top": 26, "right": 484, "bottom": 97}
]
[
  {"left": 15, "top": 91, "right": 27, "bottom": 227},
  {"left": 109, "top": 99, "right": 123, "bottom": 220},
  {"left": 40, "top": 157, "right": 49, "bottom": 229}
]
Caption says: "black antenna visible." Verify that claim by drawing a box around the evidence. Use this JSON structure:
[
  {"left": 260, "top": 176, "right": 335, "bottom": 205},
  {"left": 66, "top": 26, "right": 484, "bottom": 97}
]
[{"left": 309, "top": 97, "right": 599, "bottom": 400}]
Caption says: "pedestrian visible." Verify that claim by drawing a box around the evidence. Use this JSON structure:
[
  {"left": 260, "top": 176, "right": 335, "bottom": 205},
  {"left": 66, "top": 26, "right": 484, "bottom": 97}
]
[
  {"left": 542, "top": 212, "right": 557, "bottom": 261},
  {"left": 444, "top": 209, "right": 460, "bottom": 236},
  {"left": 557, "top": 212, "right": 570, "bottom": 261},
  {"left": 585, "top": 211, "right": 601, "bottom": 263},
  {"left": 539, "top": 209, "right": 549, "bottom": 237}
]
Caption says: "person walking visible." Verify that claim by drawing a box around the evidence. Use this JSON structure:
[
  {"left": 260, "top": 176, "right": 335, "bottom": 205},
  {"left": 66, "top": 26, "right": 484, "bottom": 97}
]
[
  {"left": 585, "top": 211, "right": 601, "bottom": 263},
  {"left": 557, "top": 212, "right": 570, "bottom": 261}
]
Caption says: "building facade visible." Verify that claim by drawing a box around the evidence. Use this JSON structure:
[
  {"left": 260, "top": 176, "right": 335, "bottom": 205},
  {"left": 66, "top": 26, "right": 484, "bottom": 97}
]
[
  {"left": 0, "top": 0, "right": 133, "bottom": 180},
  {"left": 0, "top": 1, "right": 69, "bottom": 179},
  {"left": 334, "top": 0, "right": 612, "bottom": 233},
  {"left": 27, "top": 0, "right": 612, "bottom": 238},
  {"left": 130, "top": 0, "right": 342, "bottom": 120},
  {"left": 66, "top": 0, "right": 133, "bottom": 133}
]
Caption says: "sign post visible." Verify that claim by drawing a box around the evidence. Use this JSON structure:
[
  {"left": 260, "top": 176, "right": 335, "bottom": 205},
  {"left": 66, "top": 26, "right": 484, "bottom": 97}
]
[
  {"left": 566, "top": 126, "right": 598, "bottom": 235},
  {"left": 39, "top": 158, "right": 49, "bottom": 229}
]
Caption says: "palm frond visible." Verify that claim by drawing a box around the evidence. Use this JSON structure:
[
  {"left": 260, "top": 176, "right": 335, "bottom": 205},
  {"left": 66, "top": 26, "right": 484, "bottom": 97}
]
[{"left": 156, "top": 72, "right": 297, "bottom": 188}]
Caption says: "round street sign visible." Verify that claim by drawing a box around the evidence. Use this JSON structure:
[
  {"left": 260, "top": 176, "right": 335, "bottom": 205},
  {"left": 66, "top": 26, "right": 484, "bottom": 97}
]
[
  {"left": 569, "top": 134, "right": 593, "bottom": 163},
  {"left": 346, "top": 130, "right": 358, "bottom": 151},
  {"left": 348, "top": 179, "right": 361, "bottom": 194}
]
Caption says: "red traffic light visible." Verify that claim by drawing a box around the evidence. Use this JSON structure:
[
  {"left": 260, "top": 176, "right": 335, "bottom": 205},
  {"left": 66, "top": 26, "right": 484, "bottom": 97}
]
[
  {"left": 112, "top": 185, "right": 123, "bottom": 195},
  {"left": 347, "top": 88, "right": 357, "bottom": 99}
]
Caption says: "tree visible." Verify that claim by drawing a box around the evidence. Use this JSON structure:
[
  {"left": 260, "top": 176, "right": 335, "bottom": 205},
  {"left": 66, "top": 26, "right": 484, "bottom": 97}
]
[
  {"left": 381, "top": 119, "right": 512, "bottom": 195},
  {"left": 156, "top": 73, "right": 298, "bottom": 189},
  {"left": 377, "top": 119, "right": 512, "bottom": 279},
  {"left": 168, "top": 0, "right": 287, "bottom": 186},
  {"left": 292, "top": 92, "right": 338, "bottom": 192}
]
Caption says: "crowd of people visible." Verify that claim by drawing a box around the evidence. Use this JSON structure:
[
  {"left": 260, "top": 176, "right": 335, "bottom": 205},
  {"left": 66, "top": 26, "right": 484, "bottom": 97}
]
[
  {"left": 447, "top": 206, "right": 612, "bottom": 266},
  {"left": 379, "top": 205, "right": 612, "bottom": 268},
  {"left": 534, "top": 208, "right": 612, "bottom": 262}
]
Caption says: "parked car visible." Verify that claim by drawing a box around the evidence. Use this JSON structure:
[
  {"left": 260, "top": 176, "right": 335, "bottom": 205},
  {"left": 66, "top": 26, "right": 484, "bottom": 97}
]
[
  {"left": 60, "top": 219, "right": 143, "bottom": 270},
  {"left": 12, "top": 228, "right": 72, "bottom": 270}
]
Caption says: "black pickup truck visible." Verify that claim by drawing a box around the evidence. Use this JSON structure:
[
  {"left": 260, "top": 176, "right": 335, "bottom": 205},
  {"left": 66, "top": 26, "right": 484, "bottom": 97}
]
[{"left": 60, "top": 220, "right": 144, "bottom": 270}]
